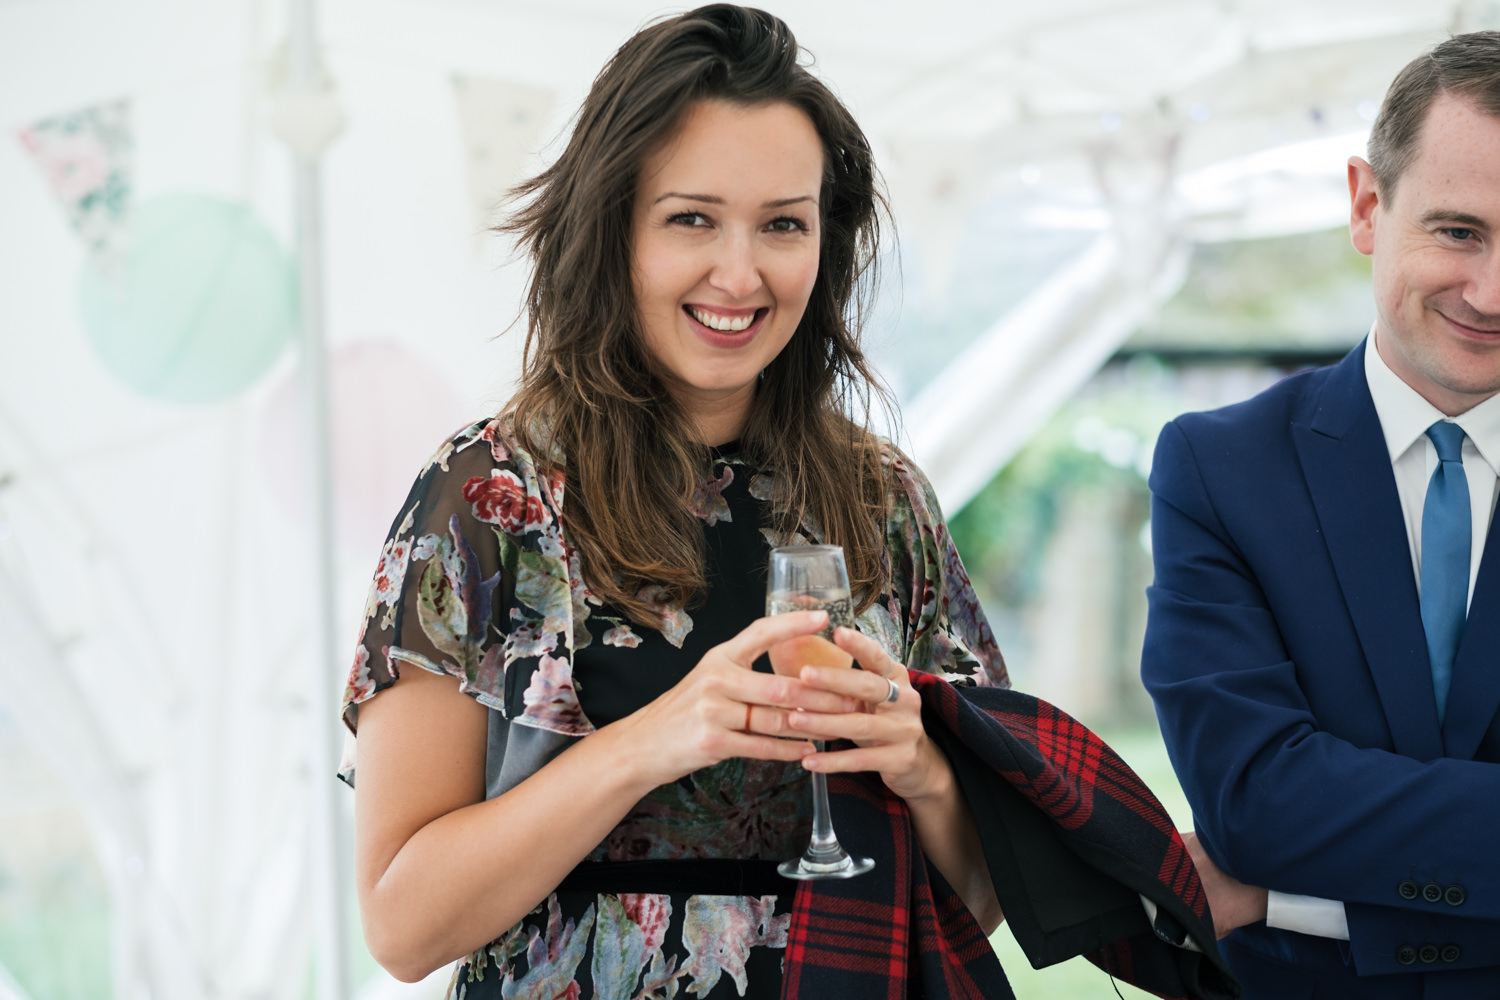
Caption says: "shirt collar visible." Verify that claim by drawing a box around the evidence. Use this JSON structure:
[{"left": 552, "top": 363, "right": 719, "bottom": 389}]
[{"left": 1365, "top": 328, "right": 1500, "bottom": 476}]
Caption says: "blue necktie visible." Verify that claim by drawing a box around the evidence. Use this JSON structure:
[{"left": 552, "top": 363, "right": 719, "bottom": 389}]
[{"left": 1421, "top": 421, "right": 1471, "bottom": 725}]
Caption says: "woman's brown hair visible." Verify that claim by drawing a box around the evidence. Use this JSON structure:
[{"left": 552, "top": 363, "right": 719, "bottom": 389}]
[{"left": 500, "top": 4, "right": 895, "bottom": 627}]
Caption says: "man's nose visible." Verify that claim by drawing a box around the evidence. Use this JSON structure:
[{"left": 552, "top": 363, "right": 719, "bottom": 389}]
[
  {"left": 1469, "top": 250, "right": 1500, "bottom": 321},
  {"left": 708, "top": 232, "right": 762, "bottom": 300}
]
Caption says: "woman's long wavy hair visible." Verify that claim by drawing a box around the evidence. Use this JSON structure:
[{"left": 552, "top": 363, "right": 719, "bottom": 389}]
[{"left": 500, "top": 4, "right": 896, "bottom": 628}]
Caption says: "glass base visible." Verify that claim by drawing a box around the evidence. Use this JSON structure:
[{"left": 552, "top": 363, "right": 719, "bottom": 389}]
[{"left": 777, "top": 853, "right": 876, "bottom": 881}]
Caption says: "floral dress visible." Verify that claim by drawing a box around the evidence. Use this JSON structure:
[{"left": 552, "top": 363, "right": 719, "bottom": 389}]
[{"left": 340, "top": 417, "right": 1007, "bottom": 1000}]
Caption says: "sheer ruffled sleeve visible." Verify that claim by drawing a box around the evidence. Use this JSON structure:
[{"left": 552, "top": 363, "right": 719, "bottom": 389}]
[
  {"left": 339, "top": 416, "right": 587, "bottom": 789},
  {"left": 341, "top": 420, "right": 512, "bottom": 731},
  {"left": 879, "top": 443, "right": 1008, "bottom": 688}
]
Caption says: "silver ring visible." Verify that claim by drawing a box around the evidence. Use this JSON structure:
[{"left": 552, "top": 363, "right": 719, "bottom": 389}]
[{"left": 883, "top": 677, "right": 901, "bottom": 704}]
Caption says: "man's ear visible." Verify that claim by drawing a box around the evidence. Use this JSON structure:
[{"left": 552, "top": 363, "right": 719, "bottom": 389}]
[{"left": 1349, "top": 156, "right": 1379, "bottom": 256}]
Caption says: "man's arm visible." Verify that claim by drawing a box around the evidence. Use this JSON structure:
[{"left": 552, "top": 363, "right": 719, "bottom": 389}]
[{"left": 1144, "top": 418, "right": 1500, "bottom": 974}]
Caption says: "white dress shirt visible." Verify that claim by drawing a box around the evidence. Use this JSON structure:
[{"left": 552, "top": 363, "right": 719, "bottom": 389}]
[{"left": 1264, "top": 331, "right": 1500, "bottom": 939}]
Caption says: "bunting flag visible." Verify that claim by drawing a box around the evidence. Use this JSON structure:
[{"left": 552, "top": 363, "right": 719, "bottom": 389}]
[
  {"left": 451, "top": 75, "right": 554, "bottom": 234},
  {"left": 16, "top": 99, "right": 132, "bottom": 272}
]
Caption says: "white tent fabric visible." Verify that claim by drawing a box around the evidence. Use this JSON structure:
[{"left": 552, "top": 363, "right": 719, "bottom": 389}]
[{"left": 1, "top": 2, "right": 1495, "bottom": 999}]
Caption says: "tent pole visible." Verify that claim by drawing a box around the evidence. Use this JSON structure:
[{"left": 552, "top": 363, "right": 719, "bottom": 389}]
[{"left": 287, "top": 1, "right": 351, "bottom": 998}]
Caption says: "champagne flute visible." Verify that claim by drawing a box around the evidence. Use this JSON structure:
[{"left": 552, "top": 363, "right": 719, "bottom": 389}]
[{"left": 766, "top": 545, "right": 875, "bottom": 880}]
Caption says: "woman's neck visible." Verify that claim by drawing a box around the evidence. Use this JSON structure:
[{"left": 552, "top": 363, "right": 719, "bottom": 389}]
[{"left": 680, "top": 383, "right": 753, "bottom": 447}]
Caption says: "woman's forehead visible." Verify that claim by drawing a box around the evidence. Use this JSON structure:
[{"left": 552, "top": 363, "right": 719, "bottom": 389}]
[{"left": 635, "top": 100, "right": 823, "bottom": 206}]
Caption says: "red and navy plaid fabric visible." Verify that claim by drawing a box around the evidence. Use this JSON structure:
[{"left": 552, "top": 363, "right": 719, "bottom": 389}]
[{"left": 781, "top": 674, "right": 1240, "bottom": 1000}]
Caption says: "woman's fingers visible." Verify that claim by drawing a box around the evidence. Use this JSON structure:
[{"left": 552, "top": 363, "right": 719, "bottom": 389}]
[
  {"left": 720, "top": 610, "right": 829, "bottom": 666},
  {"left": 832, "top": 626, "right": 901, "bottom": 677}
]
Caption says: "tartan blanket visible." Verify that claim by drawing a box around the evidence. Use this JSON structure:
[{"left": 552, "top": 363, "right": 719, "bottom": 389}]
[{"left": 781, "top": 672, "right": 1241, "bottom": 1000}]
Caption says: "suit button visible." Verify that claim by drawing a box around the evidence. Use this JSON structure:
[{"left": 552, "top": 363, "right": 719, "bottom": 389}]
[
  {"left": 1397, "top": 945, "right": 1418, "bottom": 965},
  {"left": 1398, "top": 879, "right": 1419, "bottom": 900},
  {"left": 1419, "top": 944, "right": 1440, "bottom": 964},
  {"left": 1422, "top": 882, "right": 1444, "bottom": 903},
  {"left": 1441, "top": 944, "right": 1462, "bottom": 963},
  {"left": 1445, "top": 884, "right": 1466, "bottom": 907}
]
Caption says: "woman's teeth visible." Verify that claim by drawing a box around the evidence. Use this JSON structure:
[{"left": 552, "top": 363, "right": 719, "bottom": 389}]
[{"left": 689, "top": 306, "right": 756, "bottom": 332}]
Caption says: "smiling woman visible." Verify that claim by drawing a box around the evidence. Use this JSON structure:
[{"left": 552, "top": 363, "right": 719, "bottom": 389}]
[
  {"left": 333, "top": 6, "right": 1227, "bottom": 1000},
  {"left": 630, "top": 100, "right": 823, "bottom": 445}
]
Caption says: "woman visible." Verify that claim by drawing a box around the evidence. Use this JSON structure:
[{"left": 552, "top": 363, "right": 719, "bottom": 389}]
[{"left": 340, "top": 7, "right": 1219, "bottom": 1000}]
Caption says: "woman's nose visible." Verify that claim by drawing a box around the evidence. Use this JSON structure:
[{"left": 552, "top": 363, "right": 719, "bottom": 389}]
[{"left": 708, "top": 232, "right": 762, "bottom": 300}]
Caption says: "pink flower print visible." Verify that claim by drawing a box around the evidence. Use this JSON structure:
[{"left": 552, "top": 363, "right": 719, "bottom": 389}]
[
  {"left": 480, "top": 419, "right": 512, "bottom": 463},
  {"left": 504, "top": 619, "right": 558, "bottom": 660},
  {"left": 637, "top": 585, "right": 693, "bottom": 649},
  {"left": 688, "top": 465, "right": 734, "bottom": 525},
  {"left": 681, "top": 894, "right": 788, "bottom": 996},
  {"left": 345, "top": 645, "right": 375, "bottom": 703},
  {"left": 463, "top": 470, "right": 550, "bottom": 533},
  {"left": 748, "top": 473, "right": 777, "bottom": 503},
  {"left": 372, "top": 537, "right": 411, "bottom": 606},
  {"left": 520, "top": 653, "right": 590, "bottom": 735},
  {"left": 603, "top": 624, "right": 641, "bottom": 649},
  {"left": 618, "top": 893, "right": 673, "bottom": 954}
]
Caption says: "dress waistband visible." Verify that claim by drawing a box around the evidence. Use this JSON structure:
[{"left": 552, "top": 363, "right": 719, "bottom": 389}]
[{"left": 555, "top": 859, "right": 796, "bottom": 897}]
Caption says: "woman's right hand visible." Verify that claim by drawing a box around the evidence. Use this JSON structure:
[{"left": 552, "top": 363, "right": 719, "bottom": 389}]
[{"left": 619, "top": 609, "right": 857, "bottom": 787}]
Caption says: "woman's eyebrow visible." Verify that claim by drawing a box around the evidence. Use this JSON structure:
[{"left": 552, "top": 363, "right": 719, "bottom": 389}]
[
  {"left": 653, "top": 192, "right": 724, "bottom": 205},
  {"left": 651, "top": 193, "right": 818, "bottom": 208}
]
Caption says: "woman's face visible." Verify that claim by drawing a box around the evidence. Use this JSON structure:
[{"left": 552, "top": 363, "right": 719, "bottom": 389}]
[{"left": 631, "top": 99, "right": 823, "bottom": 443}]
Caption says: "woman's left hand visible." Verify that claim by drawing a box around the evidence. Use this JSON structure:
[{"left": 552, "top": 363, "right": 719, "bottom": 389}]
[{"left": 783, "top": 626, "right": 947, "bottom": 803}]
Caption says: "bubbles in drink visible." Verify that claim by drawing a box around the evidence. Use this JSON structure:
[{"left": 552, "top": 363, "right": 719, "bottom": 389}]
[
  {"left": 766, "top": 590, "right": 854, "bottom": 635},
  {"left": 766, "top": 590, "right": 855, "bottom": 675}
]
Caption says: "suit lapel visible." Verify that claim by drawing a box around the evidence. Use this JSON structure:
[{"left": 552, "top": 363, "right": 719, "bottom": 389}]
[
  {"left": 1293, "top": 346, "right": 1445, "bottom": 762},
  {"left": 1443, "top": 511, "right": 1500, "bottom": 759}
]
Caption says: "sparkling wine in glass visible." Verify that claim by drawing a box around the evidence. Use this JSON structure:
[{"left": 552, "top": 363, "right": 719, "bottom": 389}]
[{"left": 766, "top": 544, "right": 875, "bottom": 880}]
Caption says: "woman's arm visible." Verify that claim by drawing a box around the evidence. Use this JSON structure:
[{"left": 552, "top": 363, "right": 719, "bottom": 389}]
[
  {"left": 778, "top": 627, "right": 1003, "bottom": 934},
  {"left": 353, "top": 609, "right": 851, "bottom": 982}
]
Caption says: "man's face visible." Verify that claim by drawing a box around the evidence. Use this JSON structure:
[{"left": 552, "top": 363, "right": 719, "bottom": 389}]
[{"left": 1350, "top": 94, "right": 1500, "bottom": 416}]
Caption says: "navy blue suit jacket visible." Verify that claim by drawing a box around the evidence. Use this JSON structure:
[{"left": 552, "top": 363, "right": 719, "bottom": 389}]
[{"left": 1142, "top": 342, "right": 1500, "bottom": 999}]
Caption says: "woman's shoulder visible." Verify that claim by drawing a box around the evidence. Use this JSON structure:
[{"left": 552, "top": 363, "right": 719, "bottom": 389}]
[
  {"left": 871, "top": 436, "right": 947, "bottom": 529},
  {"left": 412, "top": 414, "right": 568, "bottom": 535},
  {"left": 421, "top": 414, "right": 556, "bottom": 475}
]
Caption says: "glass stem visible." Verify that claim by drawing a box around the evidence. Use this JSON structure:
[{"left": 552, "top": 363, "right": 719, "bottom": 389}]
[{"left": 806, "top": 740, "right": 846, "bottom": 862}]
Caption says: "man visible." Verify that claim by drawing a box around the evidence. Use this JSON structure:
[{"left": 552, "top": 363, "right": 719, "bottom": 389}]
[{"left": 1142, "top": 31, "right": 1500, "bottom": 998}]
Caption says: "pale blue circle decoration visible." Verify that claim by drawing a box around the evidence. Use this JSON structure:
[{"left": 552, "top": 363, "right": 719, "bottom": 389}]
[{"left": 79, "top": 194, "right": 297, "bottom": 404}]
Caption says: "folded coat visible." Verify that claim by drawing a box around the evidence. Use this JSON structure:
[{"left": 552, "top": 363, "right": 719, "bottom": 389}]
[{"left": 783, "top": 672, "right": 1241, "bottom": 1000}]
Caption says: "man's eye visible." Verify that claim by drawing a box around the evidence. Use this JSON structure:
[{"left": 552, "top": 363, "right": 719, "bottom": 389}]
[
  {"left": 1444, "top": 227, "right": 1476, "bottom": 241},
  {"left": 667, "top": 212, "right": 709, "bottom": 227}
]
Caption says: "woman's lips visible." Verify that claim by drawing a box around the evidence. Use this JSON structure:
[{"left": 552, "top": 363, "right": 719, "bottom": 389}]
[{"left": 683, "top": 305, "right": 768, "bottom": 347}]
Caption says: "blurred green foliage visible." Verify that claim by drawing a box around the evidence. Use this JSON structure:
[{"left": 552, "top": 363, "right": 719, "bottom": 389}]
[
  {"left": 950, "top": 356, "right": 1184, "bottom": 611},
  {"left": 1132, "top": 226, "right": 1372, "bottom": 349}
]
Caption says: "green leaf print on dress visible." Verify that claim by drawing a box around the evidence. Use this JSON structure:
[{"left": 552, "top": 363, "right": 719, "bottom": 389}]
[
  {"left": 590, "top": 896, "right": 648, "bottom": 1000},
  {"left": 415, "top": 515, "right": 501, "bottom": 681}
]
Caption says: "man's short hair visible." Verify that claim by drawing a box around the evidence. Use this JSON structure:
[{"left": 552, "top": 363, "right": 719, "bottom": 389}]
[{"left": 1368, "top": 30, "right": 1500, "bottom": 198}]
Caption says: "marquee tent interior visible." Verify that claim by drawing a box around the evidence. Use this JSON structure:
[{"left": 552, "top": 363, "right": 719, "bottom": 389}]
[{"left": 2, "top": 1, "right": 1494, "bottom": 998}]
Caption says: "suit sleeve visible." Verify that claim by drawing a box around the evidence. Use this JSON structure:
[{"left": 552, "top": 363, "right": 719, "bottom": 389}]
[{"left": 1141, "top": 418, "right": 1500, "bottom": 975}]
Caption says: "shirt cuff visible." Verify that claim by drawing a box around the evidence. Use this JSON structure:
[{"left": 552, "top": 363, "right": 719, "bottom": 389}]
[{"left": 1266, "top": 891, "right": 1349, "bottom": 940}]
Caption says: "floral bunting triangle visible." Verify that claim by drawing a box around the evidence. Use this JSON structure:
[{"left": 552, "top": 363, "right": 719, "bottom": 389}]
[{"left": 16, "top": 99, "right": 133, "bottom": 273}]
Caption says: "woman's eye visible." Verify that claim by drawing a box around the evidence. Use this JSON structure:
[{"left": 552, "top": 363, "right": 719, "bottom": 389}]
[
  {"left": 767, "top": 216, "right": 809, "bottom": 234},
  {"left": 667, "top": 212, "right": 710, "bottom": 227}
]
